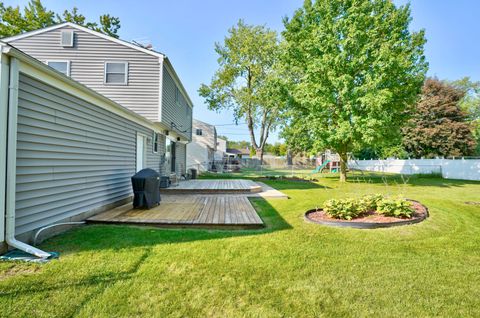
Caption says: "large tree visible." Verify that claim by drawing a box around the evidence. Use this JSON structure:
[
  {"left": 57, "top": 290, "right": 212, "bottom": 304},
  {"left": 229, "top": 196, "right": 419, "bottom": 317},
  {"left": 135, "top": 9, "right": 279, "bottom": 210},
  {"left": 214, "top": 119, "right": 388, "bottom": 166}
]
[
  {"left": 402, "top": 78, "right": 477, "bottom": 158},
  {"left": 199, "top": 20, "right": 285, "bottom": 161},
  {"left": 0, "top": 0, "right": 120, "bottom": 38},
  {"left": 281, "top": 0, "right": 427, "bottom": 181}
]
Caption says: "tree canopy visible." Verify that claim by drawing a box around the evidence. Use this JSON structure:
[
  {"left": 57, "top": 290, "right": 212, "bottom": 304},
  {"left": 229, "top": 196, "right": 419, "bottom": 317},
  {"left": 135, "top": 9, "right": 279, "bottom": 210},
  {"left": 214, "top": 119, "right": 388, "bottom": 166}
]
[
  {"left": 449, "top": 77, "right": 480, "bottom": 155},
  {"left": 199, "top": 20, "right": 285, "bottom": 161},
  {"left": 280, "top": 0, "right": 428, "bottom": 181},
  {"left": 402, "top": 78, "right": 477, "bottom": 158},
  {"left": 0, "top": 0, "right": 120, "bottom": 38}
]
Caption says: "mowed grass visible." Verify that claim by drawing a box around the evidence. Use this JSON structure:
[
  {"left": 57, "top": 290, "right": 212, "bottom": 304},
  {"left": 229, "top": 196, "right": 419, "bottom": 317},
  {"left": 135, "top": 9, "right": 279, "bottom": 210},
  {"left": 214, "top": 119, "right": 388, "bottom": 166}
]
[{"left": 1, "top": 174, "right": 480, "bottom": 317}]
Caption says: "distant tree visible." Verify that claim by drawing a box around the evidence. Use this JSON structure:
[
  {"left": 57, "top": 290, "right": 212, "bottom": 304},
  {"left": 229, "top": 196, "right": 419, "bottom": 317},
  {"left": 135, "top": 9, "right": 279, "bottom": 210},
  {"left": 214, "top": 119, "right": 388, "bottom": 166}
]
[
  {"left": 226, "top": 140, "right": 250, "bottom": 150},
  {"left": 281, "top": 0, "right": 427, "bottom": 181},
  {"left": 402, "top": 78, "right": 477, "bottom": 158},
  {"left": 199, "top": 20, "right": 285, "bottom": 161},
  {"left": 0, "top": 0, "right": 121, "bottom": 38},
  {"left": 449, "top": 77, "right": 480, "bottom": 155}
]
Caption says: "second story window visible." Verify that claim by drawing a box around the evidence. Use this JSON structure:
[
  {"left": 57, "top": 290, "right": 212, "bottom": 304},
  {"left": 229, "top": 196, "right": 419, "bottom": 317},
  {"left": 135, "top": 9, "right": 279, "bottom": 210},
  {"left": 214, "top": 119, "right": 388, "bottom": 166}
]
[
  {"left": 196, "top": 129, "right": 203, "bottom": 136},
  {"left": 175, "top": 87, "right": 180, "bottom": 105},
  {"left": 105, "top": 62, "right": 128, "bottom": 85},
  {"left": 47, "top": 61, "right": 70, "bottom": 76}
]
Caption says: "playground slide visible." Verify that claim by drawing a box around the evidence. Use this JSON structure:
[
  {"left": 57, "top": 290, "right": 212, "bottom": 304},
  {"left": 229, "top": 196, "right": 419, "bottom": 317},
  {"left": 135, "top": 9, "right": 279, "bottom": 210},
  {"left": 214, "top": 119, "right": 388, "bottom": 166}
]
[{"left": 311, "top": 160, "right": 331, "bottom": 174}]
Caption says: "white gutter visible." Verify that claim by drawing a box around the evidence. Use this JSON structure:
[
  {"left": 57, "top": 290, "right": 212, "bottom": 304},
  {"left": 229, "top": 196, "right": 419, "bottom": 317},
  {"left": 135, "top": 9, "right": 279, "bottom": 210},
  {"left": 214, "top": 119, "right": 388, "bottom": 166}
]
[{"left": 5, "top": 56, "right": 50, "bottom": 258}]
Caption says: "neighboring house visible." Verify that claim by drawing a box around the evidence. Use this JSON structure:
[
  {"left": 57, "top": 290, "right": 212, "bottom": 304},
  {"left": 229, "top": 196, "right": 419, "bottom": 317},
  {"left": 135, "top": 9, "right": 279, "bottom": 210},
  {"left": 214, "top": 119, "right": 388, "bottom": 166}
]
[
  {"left": 2, "top": 22, "right": 192, "bottom": 177},
  {"left": 186, "top": 119, "right": 217, "bottom": 172},
  {"left": 215, "top": 138, "right": 227, "bottom": 160},
  {"left": 226, "top": 148, "right": 250, "bottom": 158}
]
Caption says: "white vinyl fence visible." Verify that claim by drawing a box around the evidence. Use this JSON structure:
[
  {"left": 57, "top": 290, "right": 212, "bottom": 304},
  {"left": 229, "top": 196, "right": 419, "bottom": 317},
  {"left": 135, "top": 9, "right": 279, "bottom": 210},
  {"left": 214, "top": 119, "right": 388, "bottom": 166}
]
[{"left": 349, "top": 159, "right": 480, "bottom": 181}]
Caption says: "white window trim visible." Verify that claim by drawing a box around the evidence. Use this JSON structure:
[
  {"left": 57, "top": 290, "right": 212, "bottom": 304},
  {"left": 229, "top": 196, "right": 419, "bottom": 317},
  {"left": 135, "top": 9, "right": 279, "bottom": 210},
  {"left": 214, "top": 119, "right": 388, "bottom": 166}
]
[
  {"left": 46, "top": 60, "right": 70, "bottom": 76},
  {"left": 136, "top": 132, "right": 148, "bottom": 172},
  {"left": 104, "top": 61, "right": 128, "bottom": 85}
]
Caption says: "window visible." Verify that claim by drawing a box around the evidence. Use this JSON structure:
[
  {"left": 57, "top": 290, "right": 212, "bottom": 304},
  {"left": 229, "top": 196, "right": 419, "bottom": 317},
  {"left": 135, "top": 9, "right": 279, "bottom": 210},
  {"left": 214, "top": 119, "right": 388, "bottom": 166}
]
[
  {"left": 47, "top": 61, "right": 70, "bottom": 76},
  {"left": 104, "top": 62, "right": 128, "bottom": 85},
  {"left": 61, "top": 30, "right": 74, "bottom": 47},
  {"left": 175, "top": 87, "right": 180, "bottom": 105},
  {"left": 196, "top": 129, "right": 203, "bottom": 136},
  {"left": 153, "top": 132, "right": 160, "bottom": 153}
]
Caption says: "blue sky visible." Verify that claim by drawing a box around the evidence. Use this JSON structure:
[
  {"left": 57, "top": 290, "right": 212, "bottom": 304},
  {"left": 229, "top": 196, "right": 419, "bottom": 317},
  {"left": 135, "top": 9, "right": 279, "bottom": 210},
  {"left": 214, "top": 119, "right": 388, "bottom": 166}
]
[{"left": 5, "top": 0, "right": 480, "bottom": 142}]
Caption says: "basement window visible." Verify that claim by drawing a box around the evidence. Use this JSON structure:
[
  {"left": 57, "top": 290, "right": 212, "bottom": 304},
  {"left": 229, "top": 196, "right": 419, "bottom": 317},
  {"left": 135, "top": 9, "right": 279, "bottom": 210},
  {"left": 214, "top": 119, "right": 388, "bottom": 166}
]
[{"left": 104, "top": 61, "right": 128, "bottom": 85}]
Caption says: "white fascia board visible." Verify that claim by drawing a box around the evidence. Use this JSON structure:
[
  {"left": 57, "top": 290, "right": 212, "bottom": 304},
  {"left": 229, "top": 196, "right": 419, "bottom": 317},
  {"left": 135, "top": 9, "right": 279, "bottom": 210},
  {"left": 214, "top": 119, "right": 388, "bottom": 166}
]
[
  {"left": 2, "top": 22, "right": 166, "bottom": 59},
  {"left": 158, "top": 56, "right": 164, "bottom": 123}
]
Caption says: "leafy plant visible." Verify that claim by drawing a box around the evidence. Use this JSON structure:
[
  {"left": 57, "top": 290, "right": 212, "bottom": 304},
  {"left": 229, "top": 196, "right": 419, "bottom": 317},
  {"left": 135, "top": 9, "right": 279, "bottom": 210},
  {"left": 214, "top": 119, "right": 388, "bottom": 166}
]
[
  {"left": 358, "top": 194, "right": 385, "bottom": 212},
  {"left": 323, "top": 194, "right": 415, "bottom": 220},
  {"left": 377, "top": 197, "right": 414, "bottom": 218},
  {"left": 323, "top": 198, "right": 362, "bottom": 220}
]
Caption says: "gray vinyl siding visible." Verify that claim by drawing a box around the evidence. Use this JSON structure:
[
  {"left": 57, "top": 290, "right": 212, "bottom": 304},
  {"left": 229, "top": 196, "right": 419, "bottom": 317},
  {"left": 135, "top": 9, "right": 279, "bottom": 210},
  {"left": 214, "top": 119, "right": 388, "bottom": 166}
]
[
  {"left": 162, "top": 65, "right": 192, "bottom": 140},
  {"left": 7, "top": 26, "right": 160, "bottom": 121},
  {"left": 176, "top": 143, "right": 187, "bottom": 175},
  {"left": 15, "top": 73, "right": 161, "bottom": 235}
]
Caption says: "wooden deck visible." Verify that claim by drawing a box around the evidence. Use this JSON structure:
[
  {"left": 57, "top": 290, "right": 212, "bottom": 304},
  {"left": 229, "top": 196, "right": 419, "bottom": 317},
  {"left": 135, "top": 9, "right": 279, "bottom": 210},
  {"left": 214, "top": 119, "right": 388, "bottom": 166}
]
[
  {"left": 161, "top": 179, "right": 262, "bottom": 194},
  {"left": 87, "top": 195, "right": 264, "bottom": 229}
]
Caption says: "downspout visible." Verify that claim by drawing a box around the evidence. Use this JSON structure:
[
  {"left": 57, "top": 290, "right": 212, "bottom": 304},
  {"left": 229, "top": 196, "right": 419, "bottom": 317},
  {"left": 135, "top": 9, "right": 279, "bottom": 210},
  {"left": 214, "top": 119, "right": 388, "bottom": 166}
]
[{"left": 4, "top": 55, "right": 50, "bottom": 258}]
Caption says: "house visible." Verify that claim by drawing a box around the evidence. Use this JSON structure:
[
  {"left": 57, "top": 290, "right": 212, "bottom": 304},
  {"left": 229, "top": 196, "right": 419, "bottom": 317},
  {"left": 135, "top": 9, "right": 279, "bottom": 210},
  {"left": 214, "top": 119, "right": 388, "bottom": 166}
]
[
  {"left": 0, "top": 23, "right": 193, "bottom": 256},
  {"left": 226, "top": 148, "right": 250, "bottom": 158},
  {"left": 2, "top": 22, "right": 193, "bottom": 177},
  {"left": 186, "top": 119, "right": 217, "bottom": 172},
  {"left": 215, "top": 137, "right": 227, "bottom": 160}
]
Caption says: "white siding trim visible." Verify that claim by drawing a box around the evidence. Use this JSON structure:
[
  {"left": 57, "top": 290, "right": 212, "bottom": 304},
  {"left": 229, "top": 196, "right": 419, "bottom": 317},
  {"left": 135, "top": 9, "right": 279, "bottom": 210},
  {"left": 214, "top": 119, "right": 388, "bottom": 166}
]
[
  {"left": 158, "top": 56, "right": 164, "bottom": 122},
  {"left": 2, "top": 22, "right": 166, "bottom": 59},
  {"left": 0, "top": 53, "right": 9, "bottom": 242}
]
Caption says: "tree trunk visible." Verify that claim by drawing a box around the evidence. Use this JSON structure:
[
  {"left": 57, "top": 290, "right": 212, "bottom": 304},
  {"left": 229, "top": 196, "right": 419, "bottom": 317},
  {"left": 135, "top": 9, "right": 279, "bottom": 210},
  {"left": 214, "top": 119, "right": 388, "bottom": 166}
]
[
  {"left": 339, "top": 151, "right": 348, "bottom": 182},
  {"left": 256, "top": 148, "right": 264, "bottom": 163}
]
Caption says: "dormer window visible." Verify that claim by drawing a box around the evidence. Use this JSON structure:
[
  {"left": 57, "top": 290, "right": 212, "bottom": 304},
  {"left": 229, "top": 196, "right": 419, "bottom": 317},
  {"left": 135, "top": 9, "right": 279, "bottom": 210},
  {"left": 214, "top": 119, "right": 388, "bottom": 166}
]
[
  {"left": 47, "top": 60, "right": 70, "bottom": 76},
  {"left": 104, "top": 62, "right": 128, "bottom": 85},
  {"left": 61, "top": 30, "right": 74, "bottom": 47}
]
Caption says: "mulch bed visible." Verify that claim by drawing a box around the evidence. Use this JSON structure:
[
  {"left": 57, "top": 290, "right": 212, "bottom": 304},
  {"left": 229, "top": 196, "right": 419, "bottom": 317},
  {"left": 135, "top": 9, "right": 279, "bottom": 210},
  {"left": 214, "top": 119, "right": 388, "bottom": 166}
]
[{"left": 305, "top": 200, "right": 428, "bottom": 229}]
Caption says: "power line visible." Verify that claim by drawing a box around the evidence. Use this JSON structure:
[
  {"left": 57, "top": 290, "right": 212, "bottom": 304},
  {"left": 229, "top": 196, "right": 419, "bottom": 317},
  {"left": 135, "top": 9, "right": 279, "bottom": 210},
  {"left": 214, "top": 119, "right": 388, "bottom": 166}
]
[{"left": 212, "top": 122, "right": 248, "bottom": 126}]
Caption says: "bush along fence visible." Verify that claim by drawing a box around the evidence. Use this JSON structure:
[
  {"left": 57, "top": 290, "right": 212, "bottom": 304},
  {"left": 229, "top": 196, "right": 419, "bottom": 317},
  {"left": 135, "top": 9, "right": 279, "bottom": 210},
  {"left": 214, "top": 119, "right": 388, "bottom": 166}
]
[{"left": 349, "top": 158, "right": 480, "bottom": 181}]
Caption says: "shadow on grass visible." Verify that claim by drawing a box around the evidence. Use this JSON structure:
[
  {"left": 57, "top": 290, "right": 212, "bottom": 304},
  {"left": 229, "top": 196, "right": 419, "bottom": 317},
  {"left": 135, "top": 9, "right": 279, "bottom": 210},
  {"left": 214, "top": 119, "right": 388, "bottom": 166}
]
[
  {"left": 44, "top": 198, "right": 292, "bottom": 254},
  {"left": 0, "top": 198, "right": 292, "bottom": 298}
]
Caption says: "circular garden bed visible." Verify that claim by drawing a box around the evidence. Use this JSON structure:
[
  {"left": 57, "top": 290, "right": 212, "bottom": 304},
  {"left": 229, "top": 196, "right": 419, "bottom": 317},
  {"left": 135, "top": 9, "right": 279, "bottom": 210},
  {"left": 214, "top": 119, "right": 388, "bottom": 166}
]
[{"left": 305, "top": 197, "right": 428, "bottom": 229}]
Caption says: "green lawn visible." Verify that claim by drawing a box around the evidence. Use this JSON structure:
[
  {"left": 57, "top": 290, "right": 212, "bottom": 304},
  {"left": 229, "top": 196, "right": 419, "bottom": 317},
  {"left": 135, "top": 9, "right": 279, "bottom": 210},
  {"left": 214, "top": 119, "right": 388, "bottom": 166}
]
[{"left": 1, "top": 174, "right": 480, "bottom": 317}]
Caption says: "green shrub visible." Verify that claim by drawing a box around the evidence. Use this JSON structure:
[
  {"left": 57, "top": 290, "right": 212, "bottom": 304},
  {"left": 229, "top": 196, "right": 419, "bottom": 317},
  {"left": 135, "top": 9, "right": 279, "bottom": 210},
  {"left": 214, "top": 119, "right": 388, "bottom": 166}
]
[
  {"left": 323, "top": 194, "right": 414, "bottom": 220},
  {"left": 358, "top": 194, "right": 384, "bottom": 212},
  {"left": 323, "top": 198, "right": 363, "bottom": 220},
  {"left": 377, "top": 197, "right": 414, "bottom": 218}
]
